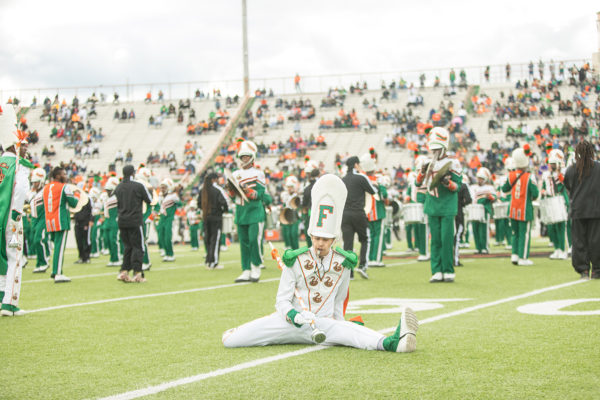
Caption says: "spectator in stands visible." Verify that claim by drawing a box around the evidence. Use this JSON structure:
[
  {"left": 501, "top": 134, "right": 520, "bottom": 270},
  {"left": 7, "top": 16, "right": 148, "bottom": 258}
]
[
  {"left": 145, "top": 92, "right": 152, "bottom": 103},
  {"left": 115, "top": 150, "right": 124, "bottom": 164},
  {"left": 113, "top": 92, "right": 119, "bottom": 105},
  {"left": 129, "top": 109, "right": 135, "bottom": 120},
  {"left": 294, "top": 73, "right": 301, "bottom": 93},
  {"left": 114, "top": 110, "right": 120, "bottom": 120},
  {"left": 158, "top": 90, "right": 164, "bottom": 102},
  {"left": 121, "top": 109, "right": 127, "bottom": 120}
]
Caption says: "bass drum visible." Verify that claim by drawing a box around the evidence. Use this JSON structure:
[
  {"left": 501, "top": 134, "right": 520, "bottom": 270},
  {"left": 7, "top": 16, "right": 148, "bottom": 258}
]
[{"left": 464, "top": 204, "right": 485, "bottom": 223}]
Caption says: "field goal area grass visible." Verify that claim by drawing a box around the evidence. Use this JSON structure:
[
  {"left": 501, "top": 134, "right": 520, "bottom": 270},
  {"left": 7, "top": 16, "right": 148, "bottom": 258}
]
[{"left": 2, "top": 239, "right": 599, "bottom": 400}]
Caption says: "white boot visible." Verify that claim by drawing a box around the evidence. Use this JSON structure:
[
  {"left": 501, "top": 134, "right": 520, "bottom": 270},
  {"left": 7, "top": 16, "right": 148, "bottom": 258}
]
[
  {"left": 429, "top": 272, "right": 443, "bottom": 283},
  {"left": 557, "top": 250, "right": 568, "bottom": 260},
  {"left": 549, "top": 250, "right": 559, "bottom": 259},
  {"left": 250, "top": 265, "right": 261, "bottom": 282},
  {"left": 234, "top": 270, "right": 251, "bottom": 283},
  {"left": 417, "top": 255, "right": 430, "bottom": 262},
  {"left": 511, "top": 254, "right": 519, "bottom": 265},
  {"left": 518, "top": 259, "right": 534, "bottom": 266}
]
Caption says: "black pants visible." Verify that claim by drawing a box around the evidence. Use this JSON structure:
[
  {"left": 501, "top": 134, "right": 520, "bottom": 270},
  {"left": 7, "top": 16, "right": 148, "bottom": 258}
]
[
  {"left": 75, "top": 223, "right": 91, "bottom": 261},
  {"left": 342, "top": 210, "right": 369, "bottom": 268},
  {"left": 120, "top": 225, "right": 144, "bottom": 274},
  {"left": 204, "top": 216, "right": 222, "bottom": 267},
  {"left": 571, "top": 218, "right": 600, "bottom": 275}
]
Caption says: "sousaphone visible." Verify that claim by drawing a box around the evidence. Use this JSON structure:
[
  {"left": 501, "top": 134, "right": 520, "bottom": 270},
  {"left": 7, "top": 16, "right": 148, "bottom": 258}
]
[
  {"left": 225, "top": 170, "right": 248, "bottom": 203},
  {"left": 68, "top": 184, "right": 90, "bottom": 214}
]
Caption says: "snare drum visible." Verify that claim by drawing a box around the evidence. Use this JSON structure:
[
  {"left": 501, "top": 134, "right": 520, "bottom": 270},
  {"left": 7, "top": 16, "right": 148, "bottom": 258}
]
[
  {"left": 465, "top": 204, "right": 485, "bottom": 223},
  {"left": 539, "top": 196, "right": 568, "bottom": 224},
  {"left": 222, "top": 213, "right": 234, "bottom": 234},
  {"left": 403, "top": 203, "right": 425, "bottom": 225},
  {"left": 385, "top": 206, "right": 393, "bottom": 226},
  {"left": 492, "top": 202, "right": 509, "bottom": 219}
]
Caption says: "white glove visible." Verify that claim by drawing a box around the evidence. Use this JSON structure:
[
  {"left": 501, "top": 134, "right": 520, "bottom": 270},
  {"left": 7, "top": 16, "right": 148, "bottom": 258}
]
[{"left": 293, "top": 310, "right": 316, "bottom": 326}]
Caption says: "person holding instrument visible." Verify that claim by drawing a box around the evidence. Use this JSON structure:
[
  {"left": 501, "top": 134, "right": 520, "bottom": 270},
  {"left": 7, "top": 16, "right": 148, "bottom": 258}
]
[{"left": 222, "top": 174, "right": 418, "bottom": 353}]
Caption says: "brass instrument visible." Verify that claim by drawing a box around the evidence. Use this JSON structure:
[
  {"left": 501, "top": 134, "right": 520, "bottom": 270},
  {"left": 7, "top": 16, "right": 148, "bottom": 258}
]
[
  {"left": 68, "top": 184, "right": 90, "bottom": 214},
  {"left": 430, "top": 160, "right": 453, "bottom": 189},
  {"left": 225, "top": 170, "right": 248, "bottom": 203}
]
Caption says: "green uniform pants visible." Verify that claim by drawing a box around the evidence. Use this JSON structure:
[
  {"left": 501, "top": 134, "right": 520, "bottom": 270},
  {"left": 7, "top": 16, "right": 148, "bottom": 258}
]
[
  {"left": 495, "top": 218, "right": 512, "bottom": 244},
  {"left": 415, "top": 222, "right": 429, "bottom": 256},
  {"left": 237, "top": 222, "right": 263, "bottom": 271},
  {"left": 107, "top": 224, "right": 120, "bottom": 262},
  {"left": 189, "top": 223, "right": 200, "bottom": 249},
  {"left": 511, "top": 220, "right": 532, "bottom": 259},
  {"left": 406, "top": 224, "right": 415, "bottom": 250},
  {"left": 160, "top": 218, "right": 174, "bottom": 257},
  {"left": 281, "top": 221, "right": 299, "bottom": 250},
  {"left": 472, "top": 216, "right": 490, "bottom": 253},
  {"left": 90, "top": 220, "right": 99, "bottom": 254},
  {"left": 384, "top": 223, "right": 392, "bottom": 250},
  {"left": 547, "top": 221, "right": 566, "bottom": 251},
  {"left": 368, "top": 219, "right": 385, "bottom": 263},
  {"left": 33, "top": 222, "right": 50, "bottom": 267},
  {"left": 428, "top": 215, "right": 455, "bottom": 275},
  {"left": 50, "top": 230, "right": 68, "bottom": 276},
  {"left": 142, "top": 221, "right": 150, "bottom": 264}
]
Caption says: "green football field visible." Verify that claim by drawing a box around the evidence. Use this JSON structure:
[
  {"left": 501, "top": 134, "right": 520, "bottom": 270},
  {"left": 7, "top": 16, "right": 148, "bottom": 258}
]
[{"left": 2, "top": 238, "right": 599, "bottom": 400}]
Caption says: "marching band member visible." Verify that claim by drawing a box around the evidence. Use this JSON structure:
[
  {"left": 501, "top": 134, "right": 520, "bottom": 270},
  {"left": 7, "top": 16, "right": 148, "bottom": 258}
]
[
  {"left": 542, "top": 149, "right": 568, "bottom": 260},
  {"left": 472, "top": 167, "right": 496, "bottom": 254},
  {"left": 409, "top": 155, "right": 430, "bottom": 261},
  {"left": 99, "top": 190, "right": 110, "bottom": 256},
  {"left": 280, "top": 175, "right": 300, "bottom": 250},
  {"left": 158, "top": 178, "right": 179, "bottom": 262},
  {"left": 380, "top": 174, "right": 394, "bottom": 251},
  {"left": 198, "top": 172, "right": 229, "bottom": 269},
  {"left": 453, "top": 172, "right": 472, "bottom": 267},
  {"left": 301, "top": 159, "right": 320, "bottom": 248},
  {"left": 494, "top": 157, "right": 514, "bottom": 249},
  {"left": 502, "top": 147, "right": 539, "bottom": 266},
  {"left": 416, "top": 127, "right": 462, "bottom": 283},
  {"left": 186, "top": 201, "right": 200, "bottom": 251},
  {"left": 135, "top": 167, "right": 154, "bottom": 270},
  {"left": 43, "top": 166, "right": 78, "bottom": 283},
  {"left": 404, "top": 171, "right": 417, "bottom": 252},
  {"left": 222, "top": 174, "right": 419, "bottom": 353},
  {"left": 103, "top": 177, "right": 121, "bottom": 266},
  {"left": 88, "top": 187, "right": 102, "bottom": 258},
  {"left": 362, "top": 154, "right": 387, "bottom": 268},
  {"left": 30, "top": 168, "right": 51, "bottom": 273},
  {"left": 0, "top": 105, "right": 32, "bottom": 315},
  {"left": 228, "top": 141, "right": 267, "bottom": 283}
]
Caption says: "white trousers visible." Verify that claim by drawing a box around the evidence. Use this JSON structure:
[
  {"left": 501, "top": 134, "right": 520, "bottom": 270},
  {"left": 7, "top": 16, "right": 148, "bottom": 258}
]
[
  {"left": 222, "top": 313, "right": 384, "bottom": 350},
  {"left": 2, "top": 219, "right": 23, "bottom": 307}
]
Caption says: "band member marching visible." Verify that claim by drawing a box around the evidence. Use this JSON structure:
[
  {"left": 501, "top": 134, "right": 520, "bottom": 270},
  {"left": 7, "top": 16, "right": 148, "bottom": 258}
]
[
  {"left": 502, "top": 147, "right": 539, "bottom": 266},
  {"left": 409, "top": 155, "right": 430, "bottom": 261},
  {"left": 158, "top": 178, "right": 179, "bottom": 262},
  {"left": 103, "top": 177, "right": 121, "bottom": 266},
  {"left": 280, "top": 175, "right": 301, "bottom": 250},
  {"left": 416, "top": 127, "right": 462, "bottom": 283},
  {"left": 30, "top": 168, "right": 51, "bottom": 272},
  {"left": 362, "top": 152, "right": 387, "bottom": 268},
  {"left": 222, "top": 174, "right": 419, "bottom": 353},
  {"left": 542, "top": 149, "right": 569, "bottom": 260},
  {"left": 472, "top": 167, "right": 496, "bottom": 254},
  {"left": 135, "top": 167, "right": 155, "bottom": 269},
  {"left": 88, "top": 187, "right": 102, "bottom": 258},
  {"left": 0, "top": 105, "right": 33, "bottom": 315},
  {"left": 494, "top": 157, "right": 514, "bottom": 249}
]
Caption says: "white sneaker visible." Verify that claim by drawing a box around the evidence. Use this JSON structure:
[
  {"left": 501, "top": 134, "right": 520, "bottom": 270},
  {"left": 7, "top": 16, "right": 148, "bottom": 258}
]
[
  {"left": 443, "top": 273, "right": 455, "bottom": 282},
  {"left": 258, "top": 264, "right": 266, "bottom": 269},
  {"left": 397, "top": 307, "right": 418, "bottom": 353},
  {"left": 234, "top": 270, "right": 251, "bottom": 283},
  {"left": 90, "top": 253, "right": 99, "bottom": 258},
  {"left": 518, "top": 259, "right": 534, "bottom": 266},
  {"left": 101, "top": 249, "right": 109, "bottom": 255},
  {"left": 162, "top": 256, "right": 175, "bottom": 262},
  {"left": 557, "top": 250, "right": 568, "bottom": 260},
  {"left": 1, "top": 308, "right": 26, "bottom": 316},
  {"left": 54, "top": 274, "right": 71, "bottom": 283},
  {"left": 142, "top": 263, "right": 151, "bottom": 271},
  {"left": 33, "top": 265, "right": 49, "bottom": 273},
  {"left": 568, "top": 247, "right": 572, "bottom": 256},
  {"left": 159, "top": 250, "right": 165, "bottom": 257},
  {"left": 505, "top": 245, "right": 512, "bottom": 250},
  {"left": 220, "top": 245, "right": 228, "bottom": 251},
  {"left": 511, "top": 254, "right": 519, "bottom": 265},
  {"left": 429, "top": 272, "right": 443, "bottom": 282},
  {"left": 249, "top": 265, "right": 261, "bottom": 282},
  {"left": 106, "top": 261, "right": 121, "bottom": 266},
  {"left": 213, "top": 264, "right": 224, "bottom": 270},
  {"left": 417, "top": 255, "right": 430, "bottom": 262},
  {"left": 191, "top": 247, "right": 199, "bottom": 251}
]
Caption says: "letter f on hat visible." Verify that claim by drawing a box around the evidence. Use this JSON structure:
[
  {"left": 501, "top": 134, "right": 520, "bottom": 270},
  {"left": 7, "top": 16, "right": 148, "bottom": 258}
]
[{"left": 317, "top": 205, "right": 333, "bottom": 227}]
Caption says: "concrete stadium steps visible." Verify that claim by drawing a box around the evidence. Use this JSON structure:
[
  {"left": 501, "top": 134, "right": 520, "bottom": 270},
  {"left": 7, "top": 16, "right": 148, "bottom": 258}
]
[{"left": 25, "top": 99, "right": 240, "bottom": 173}]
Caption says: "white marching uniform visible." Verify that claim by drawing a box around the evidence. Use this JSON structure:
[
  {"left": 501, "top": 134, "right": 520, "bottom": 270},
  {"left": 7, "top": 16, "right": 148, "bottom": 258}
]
[
  {"left": 1, "top": 153, "right": 30, "bottom": 309},
  {"left": 222, "top": 247, "right": 384, "bottom": 349}
]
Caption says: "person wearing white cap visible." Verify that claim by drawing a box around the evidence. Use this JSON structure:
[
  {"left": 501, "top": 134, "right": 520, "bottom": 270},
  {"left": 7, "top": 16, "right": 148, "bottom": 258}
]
[
  {"left": 280, "top": 175, "right": 300, "bottom": 250},
  {"left": 103, "top": 176, "right": 121, "bottom": 266},
  {"left": 541, "top": 149, "right": 568, "bottom": 260},
  {"left": 222, "top": 174, "right": 419, "bottom": 353},
  {"left": 501, "top": 147, "right": 539, "bottom": 266},
  {"left": 158, "top": 178, "right": 179, "bottom": 262},
  {"left": 30, "top": 168, "right": 51, "bottom": 273},
  {"left": 229, "top": 140, "right": 267, "bottom": 283},
  {"left": 494, "top": 157, "right": 514, "bottom": 249},
  {"left": 88, "top": 186, "right": 103, "bottom": 258},
  {"left": 0, "top": 104, "right": 33, "bottom": 315},
  {"left": 415, "top": 127, "right": 462, "bottom": 282},
  {"left": 472, "top": 167, "right": 496, "bottom": 254}
]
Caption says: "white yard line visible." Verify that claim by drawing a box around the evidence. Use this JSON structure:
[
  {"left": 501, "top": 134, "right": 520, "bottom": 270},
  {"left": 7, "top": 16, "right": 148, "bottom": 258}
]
[
  {"left": 24, "top": 259, "right": 242, "bottom": 283},
  {"left": 25, "top": 278, "right": 280, "bottom": 314},
  {"left": 96, "top": 278, "right": 587, "bottom": 400}
]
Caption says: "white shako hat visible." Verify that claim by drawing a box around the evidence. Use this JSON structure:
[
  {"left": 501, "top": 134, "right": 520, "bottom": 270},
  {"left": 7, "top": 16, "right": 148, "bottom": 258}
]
[
  {"left": 504, "top": 157, "right": 516, "bottom": 171},
  {"left": 0, "top": 104, "right": 27, "bottom": 149},
  {"left": 476, "top": 167, "right": 491, "bottom": 182},
  {"left": 428, "top": 127, "right": 449, "bottom": 150},
  {"left": 31, "top": 167, "right": 46, "bottom": 183},
  {"left": 105, "top": 177, "right": 119, "bottom": 191},
  {"left": 307, "top": 174, "right": 347, "bottom": 239},
  {"left": 284, "top": 175, "right": 299, "bottom": 188},
  {"left": 512, "top": 148, "right": 529, "bottom": 169},
  {"left": 359, "top": 153, "right": 376, "bottom": 173},
  {"left": 548, "top": 149, "right": 564, "bottom": 165}
]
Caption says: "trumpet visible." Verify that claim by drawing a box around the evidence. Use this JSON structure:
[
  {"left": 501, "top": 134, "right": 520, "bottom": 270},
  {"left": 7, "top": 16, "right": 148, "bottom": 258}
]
[{"left": 23, "top": 204, "right": 31, "bottom": 216}]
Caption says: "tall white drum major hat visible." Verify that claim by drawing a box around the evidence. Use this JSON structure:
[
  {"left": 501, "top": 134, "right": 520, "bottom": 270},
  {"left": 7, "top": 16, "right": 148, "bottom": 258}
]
[
  {"left": 307, "top": 174, "right": 347, "bottom": 240},
  {"left": 512, "top": 148, "right": 529, "bottom": 169},
  {"left": 359, "top": 153, "right": 376, "bottom": 173}
]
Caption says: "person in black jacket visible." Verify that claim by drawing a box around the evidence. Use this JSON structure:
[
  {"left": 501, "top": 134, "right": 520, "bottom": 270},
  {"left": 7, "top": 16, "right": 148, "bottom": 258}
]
[
  {"left": 341, "top": 156, "right": 377, "bottom": 279},
  {"left": 73, "top": 194, "right": 93, "bottom": 264},
  {"left": 453, "top": 180, "right": 472, "bottom": 267},
  {"left": 197, "top": 172, "right": 229, "bottom": 269},
  {"left": 114, "top": 165, "right": 152, "bottom": 282},
  {"left": 563, "top": 141, "right": 600, "bottom": 279}
]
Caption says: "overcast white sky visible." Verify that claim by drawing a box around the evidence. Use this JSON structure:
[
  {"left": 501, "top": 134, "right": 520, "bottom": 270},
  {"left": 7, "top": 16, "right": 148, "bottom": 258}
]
[{"left": 0, "top": 0, "right": 598, "bottom": 94}]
